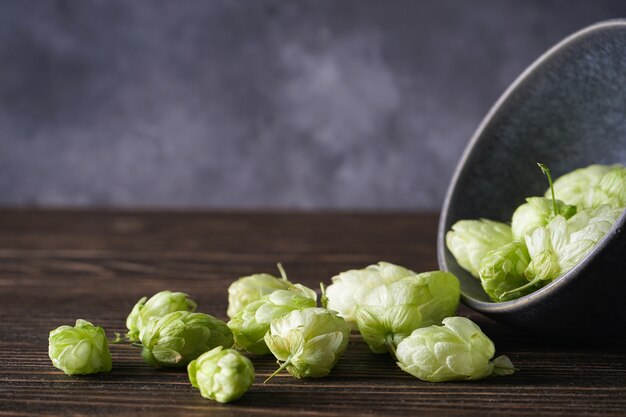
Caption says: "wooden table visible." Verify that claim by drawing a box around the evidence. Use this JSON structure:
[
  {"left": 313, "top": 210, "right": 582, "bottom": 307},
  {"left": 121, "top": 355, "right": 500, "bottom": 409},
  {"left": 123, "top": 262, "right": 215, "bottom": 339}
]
[{"left": 1, "top": 209, "right": 624, "bottom": 416}]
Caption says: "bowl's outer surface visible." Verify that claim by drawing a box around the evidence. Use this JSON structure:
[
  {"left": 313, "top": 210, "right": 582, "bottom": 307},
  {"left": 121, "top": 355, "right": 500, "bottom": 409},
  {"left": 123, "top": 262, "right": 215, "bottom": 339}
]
[{"left": 438, "top": 20, "right": 626, "bottom": 337}]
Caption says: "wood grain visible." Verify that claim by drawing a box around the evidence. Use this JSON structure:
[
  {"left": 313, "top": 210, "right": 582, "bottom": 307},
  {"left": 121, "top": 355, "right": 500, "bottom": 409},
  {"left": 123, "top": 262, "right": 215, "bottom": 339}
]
[{"left": 0, "top": 209, "right": 624, "bottom": 416}]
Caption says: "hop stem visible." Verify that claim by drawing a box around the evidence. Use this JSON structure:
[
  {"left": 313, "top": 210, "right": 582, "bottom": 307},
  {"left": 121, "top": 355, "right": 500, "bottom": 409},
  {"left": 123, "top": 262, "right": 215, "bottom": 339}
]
[
  {"left": 276, "top": 263, "right": 288, "bottom": 281},
  {"left": 110, "top": 332, "right": 132, "bottom": 345},
  {"left": 537, "top": 163, "right": 557, "bottom": 215},
  {"left": 500, "top": 276, "right": 543, "bottom": 299},
  {"left": 319, "top": 282, "right": 328, "bottom": 308},
  {"left": 386, "top": 334, "right": 398, "bottom": 360},
  {"left": 264, "top": 357, "right": 292, "bottom": 383}
]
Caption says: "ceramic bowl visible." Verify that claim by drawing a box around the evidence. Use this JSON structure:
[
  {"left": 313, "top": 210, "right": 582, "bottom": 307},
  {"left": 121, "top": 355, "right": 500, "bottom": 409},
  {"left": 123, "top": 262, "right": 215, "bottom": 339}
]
[{"left": 437, "top": 20, "right": 626, "bottom": 337}]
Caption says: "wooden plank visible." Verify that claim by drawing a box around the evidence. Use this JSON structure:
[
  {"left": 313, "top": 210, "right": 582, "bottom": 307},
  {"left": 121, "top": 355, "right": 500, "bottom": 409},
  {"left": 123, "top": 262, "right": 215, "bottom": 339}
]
[{"left": 0, "top": 209, "right": 624, "bottom": 416}]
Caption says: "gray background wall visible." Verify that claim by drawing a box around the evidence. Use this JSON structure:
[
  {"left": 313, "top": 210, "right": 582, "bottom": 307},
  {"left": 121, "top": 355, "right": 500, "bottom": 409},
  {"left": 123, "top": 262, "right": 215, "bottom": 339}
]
[{"left": 1, "top": 0, "right": 625, "bottom": 210}]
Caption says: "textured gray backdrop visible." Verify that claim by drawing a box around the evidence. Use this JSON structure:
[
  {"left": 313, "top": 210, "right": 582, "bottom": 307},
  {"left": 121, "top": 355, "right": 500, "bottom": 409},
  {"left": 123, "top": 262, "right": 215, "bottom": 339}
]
[{"left": 1, "top": 0, "right": 625, "bottom": 209}]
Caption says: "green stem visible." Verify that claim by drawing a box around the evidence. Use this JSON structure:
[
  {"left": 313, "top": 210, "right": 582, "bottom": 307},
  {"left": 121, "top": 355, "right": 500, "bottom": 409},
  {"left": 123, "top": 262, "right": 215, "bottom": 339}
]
[
  {"left": 537, "top": 163, "right": 557, "bottom": 215},
  {"left": 386, "top": 334, "right": 398, "bottom": 360},
  {"left": 499, "top": 276, "right": 543, "bottom": 299},
  {"left": 319, "top": 282, "right": 327, "bottom": 308},
  {"left": 277, "top": 263, "right": 288, "bottom": 281},
  {"left": 264, "top": 357, "right": 292, "bottom": 383},
  {"left": 109, "top": 332, "right": 132, "bottom": 345}
]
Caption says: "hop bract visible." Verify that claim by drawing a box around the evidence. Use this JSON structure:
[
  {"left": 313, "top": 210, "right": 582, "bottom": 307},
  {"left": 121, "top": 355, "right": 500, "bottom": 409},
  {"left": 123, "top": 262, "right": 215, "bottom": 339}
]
[
  {"left": 188, "top": 346, "right": 254, "bottom": 403},
  {"left": 141, "top": 311, "right": 233, "bottom": 367},
  {"left": 356, "top": 271, "right": 460, "bottom": 354},
  {"left": 264, "top": 308, "right": 350, "bottom": 380},
  {"left": 126, "top": 290, "right": 197, "bottom": 342},
  {"left": 446, "top": 219, "right": 512, "bottom": 278},
  {"left": 48, "top": 319, "right": 112, "bottom": 376},
  {"left": 511, "top": 197, "right": 576, "bottom": 240},
  {"left": 228, "top": 284, "right": 317, "bottom": 355},
  {"left": 395, "top": 316, "right": 515, "bottom": 382},
  {"left": 227, "top": 267, "right": 293, "bottom": 318},
  {"left": 479, "top": 241, "right": 537, "bottom": 302},
  {"left": 324, "top": 262, "right": 415, "bottom": 328}
]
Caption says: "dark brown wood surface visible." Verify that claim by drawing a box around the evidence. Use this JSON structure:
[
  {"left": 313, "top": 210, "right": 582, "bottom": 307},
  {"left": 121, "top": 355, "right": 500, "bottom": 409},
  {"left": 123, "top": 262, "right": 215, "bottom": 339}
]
[{"left": 1, "top": 209, "right": 625, "bottom": 416}]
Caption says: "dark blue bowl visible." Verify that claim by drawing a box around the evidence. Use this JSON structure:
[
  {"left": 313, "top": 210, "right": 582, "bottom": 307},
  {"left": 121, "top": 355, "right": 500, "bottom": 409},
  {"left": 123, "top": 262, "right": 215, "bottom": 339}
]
[{"left": 438, "top": 20, "right": 626, "bottom": 337}]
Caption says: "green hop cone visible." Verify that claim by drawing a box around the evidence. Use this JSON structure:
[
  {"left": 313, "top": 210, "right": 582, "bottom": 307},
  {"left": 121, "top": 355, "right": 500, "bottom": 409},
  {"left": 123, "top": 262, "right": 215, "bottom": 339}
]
[
  {"left": 324, "top": 262, "right": 416, "bottom": 328},
  {"left": 511, "top": 197, "right": 576, "bottom": 240},
  {"left": 188, "top": 346, "right": 254, "bottom": 403},
  {"left": 395, "top": 316, "right": 515, "bottom": 382},
  {"left": 227, "top": 264, "right": 293, "bottom": 318},
  {"left": 446, "top": 219, "right": 512, "bottom": 278},
  {"left": 126, "top": 290, "right": 197, "bottom": 342},
  {"left": 355, "top": 271, "right": 460, "bottom": 354},
  {"left": 141, "top": 311, "right": 233, "bottom": 368},
  {"left": 48, "top": 319, "right": 112, "bottom": 376},
  {"left": 228, "top": 284, "right": 317, "bottom": 355},
  {"left": 264, "top": 308, "right": 350, "bottom": 380},
  {"left": 586, "top": 166, "right": 626, "bottom": 209},
  {"left": 547, "top": 164, "right": 620, "bottom": 207},
  {"left": 522, "top": 204, "right": 622, "bottom": 295},
  {"left": 478, "top": 241, "right": 538, "bottom": 302}
]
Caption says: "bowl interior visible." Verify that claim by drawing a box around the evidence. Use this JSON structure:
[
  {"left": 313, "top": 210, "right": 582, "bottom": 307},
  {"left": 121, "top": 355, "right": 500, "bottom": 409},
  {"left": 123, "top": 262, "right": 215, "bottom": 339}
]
[{"left": 439, "top": 20, "right": 626, "bottom": 305}]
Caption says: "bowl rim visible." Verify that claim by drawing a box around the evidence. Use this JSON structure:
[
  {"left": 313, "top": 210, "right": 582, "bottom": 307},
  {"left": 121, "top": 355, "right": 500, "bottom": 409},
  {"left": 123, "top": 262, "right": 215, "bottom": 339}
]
[{"left": 437, "top": 19, "right": 626, "bottom": 312}]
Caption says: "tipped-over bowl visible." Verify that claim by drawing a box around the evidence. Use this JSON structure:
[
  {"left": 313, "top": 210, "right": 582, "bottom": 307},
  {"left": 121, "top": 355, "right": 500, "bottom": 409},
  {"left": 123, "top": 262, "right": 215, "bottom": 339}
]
[{"left": 438, "top": 20, "right": 626, "bottom": 337}]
